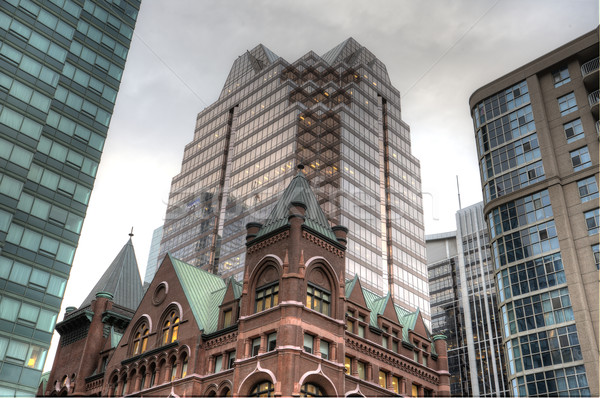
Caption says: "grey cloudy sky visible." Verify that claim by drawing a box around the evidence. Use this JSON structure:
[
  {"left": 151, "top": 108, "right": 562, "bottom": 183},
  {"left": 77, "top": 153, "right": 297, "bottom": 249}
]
[{"left": 44, "top": 0, "right": 598, "bottom": 370}]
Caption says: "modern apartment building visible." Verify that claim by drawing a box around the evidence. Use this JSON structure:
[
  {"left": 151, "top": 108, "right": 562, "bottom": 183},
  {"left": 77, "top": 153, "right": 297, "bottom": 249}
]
[
  {"left": 0, "top": 0, "right": 140, "bottom": 395},
  {"left": 426, "top": 203, "right": 508, "bottom": 397},
  {"left": 469, "top": 28, "right": 599, "bottom": 397},
  {"left": 158, "top": 39, "right": 430, "bottom": 323}
]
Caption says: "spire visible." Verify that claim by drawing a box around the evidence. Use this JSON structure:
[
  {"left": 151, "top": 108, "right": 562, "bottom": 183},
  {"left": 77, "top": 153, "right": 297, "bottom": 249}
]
[
  {"left": 254, "top": 165, "right": 338, "bottom": 243},
  {"left": 79, "top": 235, "right": 144, "bottom": 312}
]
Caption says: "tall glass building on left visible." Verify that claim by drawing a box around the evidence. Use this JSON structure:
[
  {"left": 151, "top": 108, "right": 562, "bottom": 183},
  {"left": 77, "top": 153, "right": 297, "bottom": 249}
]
[{"left": 0, "top": 0, "right": 139, "bottom": 395}]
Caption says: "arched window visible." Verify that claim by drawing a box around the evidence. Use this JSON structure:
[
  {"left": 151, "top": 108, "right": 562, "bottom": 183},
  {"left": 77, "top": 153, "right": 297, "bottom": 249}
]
[
  {"left": 181, "top": 353, "right": 188, "bottom": 378},
  {"left": 250, "top": 381, "right": 274, "bottom": 397},
  {"left": 139, "top": 366, "right": 146, "bottom": 390},
  {"left": 255, "top": 283, "right": 278, "bottom": 312},
  {"left": 162, "top": 310, "right": 180, "bottom": 345},
  {"left": 300, "top": 383, "right": 323, "bottom": 397},
  {"left": 170, "top": 356, "right": 178, "bottom": 381},
  {"left": 220, "top": 387, "right": 232, "bottom": 397},
  {"left": 306, "top": 283, "right": 330, "bottom": 315},
  {"left": 149, "top": 363, "right": 156, "bottom": 387},
  {"left": 121, "top": 374, "right": 128, "bottom": 396},
  {"left": 132, "top": 322, "right": 149, "bottom": 355}
]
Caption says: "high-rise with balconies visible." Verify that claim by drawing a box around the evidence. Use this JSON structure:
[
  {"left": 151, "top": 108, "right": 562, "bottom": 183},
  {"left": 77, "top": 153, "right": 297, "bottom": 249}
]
[
  {"left": 469, "top": 27, "right": 598, "bottom": 397},
  {"left": 0, "top": 0, "right": 140, "bottom": 395},
  {"left": 158, "top": 39, "right": 431, "bottom": 324}
]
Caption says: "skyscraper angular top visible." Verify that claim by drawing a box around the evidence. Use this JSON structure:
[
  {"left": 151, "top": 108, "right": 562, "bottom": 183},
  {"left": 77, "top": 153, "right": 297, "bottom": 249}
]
[
  {"left": 79, "top": 237, "right": 144, "bottom": 311},
  {"left": 220, "top": 44, "right": 280, "bottom": 98}
]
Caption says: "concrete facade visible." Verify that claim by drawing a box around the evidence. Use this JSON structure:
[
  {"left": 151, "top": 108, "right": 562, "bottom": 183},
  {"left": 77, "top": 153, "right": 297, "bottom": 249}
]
[{"left": 469, "top": 28, "right": 599, "bottom": 397}]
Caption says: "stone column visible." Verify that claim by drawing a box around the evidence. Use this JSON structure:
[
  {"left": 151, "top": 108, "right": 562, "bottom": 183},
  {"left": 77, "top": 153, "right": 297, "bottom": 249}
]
[{"left": 134, "top": 373, "right": 141, "bottom": 392}]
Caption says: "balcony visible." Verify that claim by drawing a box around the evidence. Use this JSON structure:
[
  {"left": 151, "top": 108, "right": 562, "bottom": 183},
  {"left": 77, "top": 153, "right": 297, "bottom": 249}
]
[
  {"left": 589, "top": 89, "right": 599, "bottom": 119},
  {"left": 581, "top": 57, "right": 599, "bottom": 89}
]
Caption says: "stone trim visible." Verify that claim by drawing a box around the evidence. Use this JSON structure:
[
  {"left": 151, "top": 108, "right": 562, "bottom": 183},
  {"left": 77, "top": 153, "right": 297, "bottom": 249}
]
[
  {"left": 303, "top": 231, "right": 344, "bottom": 257},
  {"left": 247, "top": 231, "right": 290, "bottom": 254}
]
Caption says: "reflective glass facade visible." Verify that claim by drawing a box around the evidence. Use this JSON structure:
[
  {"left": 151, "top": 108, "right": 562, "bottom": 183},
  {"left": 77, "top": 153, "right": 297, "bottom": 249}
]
[
  {"left": 0, "top": 0, "right": 139, "bottom": 395},
  {"left": 426, "top": 203, "right": 508, "bottom": 397},
  {"left": 470, "top": 29, "right": 598, "bottom": 397},
  {"left": 143, "top": 225, "right": 162, "bottom": 284},
  {"left": 158, "top": 39, "right": 430, "bottom": 322}
]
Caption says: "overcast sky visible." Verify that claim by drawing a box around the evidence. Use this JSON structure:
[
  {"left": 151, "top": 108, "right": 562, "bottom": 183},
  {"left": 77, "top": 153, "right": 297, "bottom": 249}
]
[{"left": 43, "top": 0, "right": 598, "bottom": 370}]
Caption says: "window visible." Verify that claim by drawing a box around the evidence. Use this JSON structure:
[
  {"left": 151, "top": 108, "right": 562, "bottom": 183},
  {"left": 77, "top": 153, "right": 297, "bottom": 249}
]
[
  {"left": 563, "top": 119, "right": 584, "bottom": 143},
  {"left": 570, "top": 147, "right": 591, "bottom": 171},
  {"left": 161, "top": 311, "right": 180, "bottom": 345},
  {"left": 223, "top": 309, "right": 232, "bottom": 328},
  {"left": 306, "top": 284, "right": 330, "bottom": 315},
  {"left": 250, "top": 381, "right": 274, "bottom": 397},
  {"left": 412, "top": 384, "right": 418, "bottom": 397},
  {"left": 181, "top": 354, "right": 188, "bottom": 378},
  {"left": 149, "top": 364, "right": 156, "bottom": 387},
  {"left": 577, "top": 176, "right": 599, "bottom": 203},
  {"left": 358, "top": 322, "right": 365, "bottom": 338},
  {"left": 593, "top": 244, "right": 599, "bottom": 270},
  {"left": 170, "top": 359, "right": 177, "bottom": 381},
  {"left": 300, "top": 383, "right": 323, "bottom": 397},
  {"left": 585, "top": 208, "right": 599, "bottom": 235},
  {"left": 267, "top": 333, "right": 277, "bottom": 352},
  {"left": 228, "top": 350, "right": 236, "bottom": 369},
  {"left": 319, "top": 340, "right": 329, "bottom": 360},
  {"left": 214, "top": 355, "right": 223, "bottom": 373},
  {"left": 140, "top": 367, "right": 146, "bottom": 389},
  {"left": 357, "top": 361, "right": 366, "bottom": 380},
  {"left": 552, "top": 66, "right": 571, "bottom": 87},
  {"left": 414, "top": 350, "right": 419, "bottom": 362},
  {"left": 379, "top": 370, "right": 387, "bottom": 388},
  {"left": 255, "top": 283, "right": 278, "bottom": 312},
  {"left": 252, "top": 337, "right": 261, "bottom": 356},
  {"left": 303, "top": 334, "right": 314, "bottom": 354},
  {"left": 382, "top": 334, "right": 388, "bottom": 349},
  {"left": 558, "top": 92, "right": 577, "bottom": 116},
  {"left": 344, "top": 356, "right": 351, "bottom": 374},
  {"left": 392, "top": 376, "right": 400, "bottom": 393},
  {"left": 131, "top": 322, "right": 149, "bottom": 355},
  {"left": 422, "top": 354, "right": 428, "bottom": 367}
]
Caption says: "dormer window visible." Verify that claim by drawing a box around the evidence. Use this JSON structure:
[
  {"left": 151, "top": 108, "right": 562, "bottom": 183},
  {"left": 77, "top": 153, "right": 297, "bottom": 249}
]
[
  {"left": 255, "top": 282, "right": 278, "bottom": 313},
  {"left": 223, "top": 309, "right": 232, "bottom": 328}
]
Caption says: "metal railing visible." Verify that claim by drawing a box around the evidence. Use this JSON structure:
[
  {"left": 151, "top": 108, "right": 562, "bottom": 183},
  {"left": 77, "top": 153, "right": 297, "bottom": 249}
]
[
  {"left": 588, "top": 90, "right": 599, "bottom": 107},
  {"left": 581, "top": 57, "right": 599, "bottom": 77}
]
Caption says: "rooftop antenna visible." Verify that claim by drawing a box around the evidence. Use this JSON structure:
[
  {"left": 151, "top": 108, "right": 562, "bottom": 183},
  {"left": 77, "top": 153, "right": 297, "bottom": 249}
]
[
  {"left": 456, "top": 176, "right": 462, "bottom": 210},
  {"left": 129, "top": 227, "right": 134, "bottom": 238}
]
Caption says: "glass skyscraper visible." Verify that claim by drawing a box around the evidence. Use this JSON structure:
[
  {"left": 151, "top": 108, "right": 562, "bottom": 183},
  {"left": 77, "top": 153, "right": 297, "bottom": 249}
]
[
  {"left": 470, "top": 28, "right": 598, "bottom": 397},
  {"left": 158, "top": 39, "right": 431, "bottom": 323},
  {"left": 0, "top": 0, "right": 139, "bottom": 395},
  {"left": 427, "top": 203, "right": 508, "bottom": 397}
]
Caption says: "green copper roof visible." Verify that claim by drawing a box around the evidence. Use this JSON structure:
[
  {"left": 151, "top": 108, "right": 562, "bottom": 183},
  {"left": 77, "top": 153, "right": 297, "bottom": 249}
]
[
  {"left": 255, "top": 170, "right": 338, "bottom": 242},
  {"left": 344, "top": 275, "right": 359, "bottom": 298},
  {"left": 169, "top": 254, "right": 227, "bottom": 334}
]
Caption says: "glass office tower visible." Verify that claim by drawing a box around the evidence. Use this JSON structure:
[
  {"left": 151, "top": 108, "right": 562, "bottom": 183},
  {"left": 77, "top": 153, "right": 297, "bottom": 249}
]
[
  {"left": 470, "top": 28, "right": 598, "bottom": 397},
  {"left": 0, "top": 0, "right": 139, "bottom": 395},
  {"left": 427, "top": 203, "right": 508, "bottom": 397},
  {"left": 158, "top": 39, "right": 430, "bottom": 323}
]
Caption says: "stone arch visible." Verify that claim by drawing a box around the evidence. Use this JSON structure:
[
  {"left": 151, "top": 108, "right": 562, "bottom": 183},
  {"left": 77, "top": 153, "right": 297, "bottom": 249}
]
[
  {"left": 203, "top": 383, "right": 218, "bottom": 397},
  {"left": 237, "top": 363, "right": 277, "bottom": 397},
  {"left": 247, "top": 257, "right": 283, "bottom": 314},
  {"left": 345, "top": 384, "right": 366, "bottom": 398},
  {"left": 298, "top": 365, "right": 338, "bottom": 397},
  {"left": 218, "top": 379, "right": 233, "bottom": 397},
  {"left": 158, "top": 303, "right": 183, "bottom": 346}
]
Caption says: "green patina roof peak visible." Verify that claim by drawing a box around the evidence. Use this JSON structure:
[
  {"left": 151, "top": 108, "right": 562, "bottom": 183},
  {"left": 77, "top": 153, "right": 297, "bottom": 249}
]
[{"left": 254, "top": 166, "right": 338, "bottom": 243}]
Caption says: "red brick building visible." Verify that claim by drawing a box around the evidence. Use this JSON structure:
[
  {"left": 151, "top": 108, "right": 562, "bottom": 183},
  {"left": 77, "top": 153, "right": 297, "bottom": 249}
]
[{"left": 43, "top": 169, "right": 450, "bottom": 397}]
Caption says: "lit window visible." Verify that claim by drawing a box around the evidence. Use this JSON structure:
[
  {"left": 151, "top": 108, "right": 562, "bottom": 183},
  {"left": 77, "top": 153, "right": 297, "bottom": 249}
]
[
  {"left": 563, "top": 118, "right": 584, "bottom": 143},
  {"left": 392, "top": 376, "right": 400, "bottom": 393},
  {"left": 306, "top": 284, "right": 330, "bottom": 315},
  {"left": 592, "top": 244, "right": 599, "bottom": 270},
  {"left": 181, "top": 354, "right": 188, "bottom": 378},
  {"left": 344, "top": 356, "right": 351, "bottom": 374},
  {"left": 161, "top": 311, "right": 180, "bottom": 345},
  {"left": 570, "top": 147, "right": 592, "bottom": 171},
  {"left": 558, "top": 92, "right": 577, "bottom": 116},
  {"left": 300, "top": 383, "right": 323, "bottom": 397},
  {"left": 584, "top": 208, "right": 599, "bottom": 235},
  {"left": 552, "top": 66, "right": 571, "bottom": 87},
  {"left": 577, "top": 176, "right": 599, "bottom": 203},
  {"left": 250, "top": 381, "right": 274, "bottom": 397},
  {"left": 412, "top": 384, "right": 418, "bottom": 397},
  {"left": 255, "top": 283, "right": 278, "bottom": 312},
  {"left": 131, "top": 322, "right": 149, "bottom": 355},
  {"left": 267, "top": 333, "right": 277, "bottom": 352},
  {"left": 319, "top": 340, "right": 329, "bottom": 360},
  {"left": 303, "top": 334, "right": 314, "bottom": 354},
  {"left": 379, "top": 370, "right": 387, "bottom": 388}
]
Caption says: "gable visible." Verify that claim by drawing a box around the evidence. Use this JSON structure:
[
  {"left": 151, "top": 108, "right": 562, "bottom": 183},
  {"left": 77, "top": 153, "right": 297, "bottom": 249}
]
[
  {"left": 345, "top": 277, "right": 368, "bottom": 310},
  {"left": 380, "top": 295, "right": 400, "bottom": 325}
]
